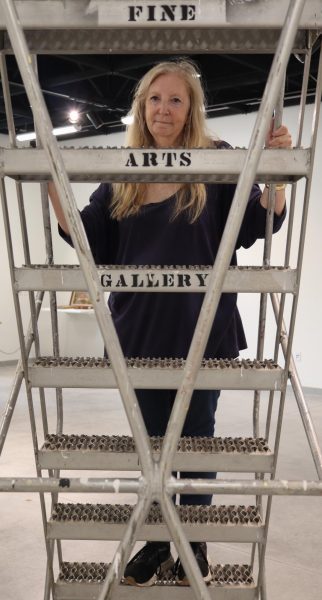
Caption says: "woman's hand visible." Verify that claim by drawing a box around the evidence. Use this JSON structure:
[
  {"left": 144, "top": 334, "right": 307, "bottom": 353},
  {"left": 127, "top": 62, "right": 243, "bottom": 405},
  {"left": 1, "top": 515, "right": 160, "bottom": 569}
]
[
  {"left": 265, "top": 122, "right": 292, "bottom": 149},
  {"left": 261, "top": 122, "right": 292, "bottom": 216}
]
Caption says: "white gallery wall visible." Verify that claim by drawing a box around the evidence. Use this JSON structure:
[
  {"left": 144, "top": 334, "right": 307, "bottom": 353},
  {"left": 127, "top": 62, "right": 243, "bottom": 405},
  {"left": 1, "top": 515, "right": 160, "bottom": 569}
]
[{"left": 0, "top": 103, "right": 321, "bottom": 387}]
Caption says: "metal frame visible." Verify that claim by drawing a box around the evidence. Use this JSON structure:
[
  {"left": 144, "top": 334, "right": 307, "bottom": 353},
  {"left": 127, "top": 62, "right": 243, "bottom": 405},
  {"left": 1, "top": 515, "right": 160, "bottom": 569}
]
[{"left": 1, "top": 1, "right": 322, "bottom": 599}]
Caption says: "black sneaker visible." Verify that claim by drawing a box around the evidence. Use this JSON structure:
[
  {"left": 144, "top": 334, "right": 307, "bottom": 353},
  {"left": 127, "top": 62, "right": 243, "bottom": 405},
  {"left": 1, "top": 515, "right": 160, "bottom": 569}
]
[
  {"left": 175, "top": 542, "right": 212, "bottom": 586},
  {"left": 123, "top": 542, "right": 174, "bottom": 586}
]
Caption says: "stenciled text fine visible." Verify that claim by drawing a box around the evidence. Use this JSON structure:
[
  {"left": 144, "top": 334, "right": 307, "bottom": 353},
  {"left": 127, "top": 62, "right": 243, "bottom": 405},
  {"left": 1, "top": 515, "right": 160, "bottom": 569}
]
[{"left": 128, "top": 5, "right": 197, "bottom": 22}]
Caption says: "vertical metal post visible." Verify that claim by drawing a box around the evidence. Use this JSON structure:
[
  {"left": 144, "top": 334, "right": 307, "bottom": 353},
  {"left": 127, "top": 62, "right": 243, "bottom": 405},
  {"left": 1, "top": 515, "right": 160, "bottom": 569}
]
[
  {"left": 40, "top": 183, "right": 63, "bottom": 434},
  {"left": 251, "top": 79, "right": 286, "bottom": 582},
  {"left": 32, "top": 53, "right": 65, "bottom": 581},
  {"left": 32, "top": 51, "right": 64, "bottom": 437},
  {"left": 253, "top": 78, "right": 286, "bottom": 440},
  {"left": 39, "top": 180, "right": 63, "bottom": 600}
]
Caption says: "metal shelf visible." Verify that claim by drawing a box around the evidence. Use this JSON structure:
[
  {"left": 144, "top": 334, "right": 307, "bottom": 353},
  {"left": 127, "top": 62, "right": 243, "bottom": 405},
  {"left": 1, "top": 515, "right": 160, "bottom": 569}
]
[
  {"left": 48, "top": 503, "right": 263, "bottom": 543},
  {"left": 15, "top": 265, "right": 297, "bottom": 294},
  {"left": 29, "top": 357, "right": 285, "bottom": 391},
  {"left": 1, "top": 28, "right": 311, "bottom": 55},
  {"left": 55, "top": 562, "right": 256, "bottom": 600},
  {"left": 39, "top": 434, "right": 273, "bottom": 473},
  {"left": 1, "top": 148, "right": 310, "bottom": 183}
]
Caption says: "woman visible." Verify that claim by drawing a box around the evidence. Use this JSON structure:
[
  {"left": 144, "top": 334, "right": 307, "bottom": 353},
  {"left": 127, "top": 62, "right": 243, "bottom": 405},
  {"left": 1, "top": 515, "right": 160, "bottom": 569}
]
[{"left": 48, "top": 59, "right": 291, "bottom": 587}]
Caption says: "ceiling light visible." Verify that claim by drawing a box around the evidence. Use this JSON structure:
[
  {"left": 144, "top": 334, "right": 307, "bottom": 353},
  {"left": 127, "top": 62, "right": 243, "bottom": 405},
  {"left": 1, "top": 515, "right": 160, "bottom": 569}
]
[
  {"left": 121, "top": 114, "right": 134, "bottom": 125},
  {"left": 52, "top": 125, "right": 80, "bottom": 136},
  {"left": 68, "top": 109, "right": 81, "bottom": 124},
  {"left": 16, "top": 125, "right": 79, "bottom": 142},
  {"left": 16, "top": 131, "right": 37, "bottom": 142}
]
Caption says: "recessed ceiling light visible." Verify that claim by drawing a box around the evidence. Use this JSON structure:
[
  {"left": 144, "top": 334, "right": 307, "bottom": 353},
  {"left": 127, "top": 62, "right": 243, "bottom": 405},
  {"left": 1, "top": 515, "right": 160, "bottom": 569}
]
[{"left": 68, "top": 109, "right": 81, "bottom": 124}]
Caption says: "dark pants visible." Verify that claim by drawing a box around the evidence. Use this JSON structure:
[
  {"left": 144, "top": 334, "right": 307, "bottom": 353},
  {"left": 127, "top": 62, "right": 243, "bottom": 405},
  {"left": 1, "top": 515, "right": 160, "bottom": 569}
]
[{"left": 136, "top": 389, "right": 220, "bottom": 506}]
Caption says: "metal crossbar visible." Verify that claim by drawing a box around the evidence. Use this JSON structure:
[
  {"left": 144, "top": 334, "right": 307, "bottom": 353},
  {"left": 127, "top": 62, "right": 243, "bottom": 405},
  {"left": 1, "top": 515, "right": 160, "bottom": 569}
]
[
  {"left": 1, "top": 476, "right": 322, "bottom": 496},
  {"left": 13, "top": 265, "right": 298, "bottom": 293},
  {"left": 1, "top": 1, "right": 322, "bottom": 600},
  {"left": 0, "top": 146, "right": 310, "bottom": 182}
]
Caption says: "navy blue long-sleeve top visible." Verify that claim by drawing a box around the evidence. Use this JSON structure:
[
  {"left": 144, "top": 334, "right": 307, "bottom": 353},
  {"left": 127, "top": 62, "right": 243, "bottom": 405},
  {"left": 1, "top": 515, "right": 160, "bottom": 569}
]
[{"left": 59, "top": 173, "right": 285, "bottom": 359}]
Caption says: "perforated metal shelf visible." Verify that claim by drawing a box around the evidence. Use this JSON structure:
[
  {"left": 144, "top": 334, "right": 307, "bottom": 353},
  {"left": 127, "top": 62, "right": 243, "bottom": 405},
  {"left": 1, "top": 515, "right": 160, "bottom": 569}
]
[
  {"left": 15, "top": 265, "right": 297, "bottom": 294},
  {"left": 55, "top": 561, "right": 256, "bottom": 599},
  {"left": 39, "top": 434, "right": 273, "bottom": 473},
  {"left": 30, "top": 356, "right": 285, "bottom": 391},
  {"left": 1, "top": 28, "right": 310, "bottom": 55},
  {"left": 48, "top": 503, "right": 263, "bottom": 543}
]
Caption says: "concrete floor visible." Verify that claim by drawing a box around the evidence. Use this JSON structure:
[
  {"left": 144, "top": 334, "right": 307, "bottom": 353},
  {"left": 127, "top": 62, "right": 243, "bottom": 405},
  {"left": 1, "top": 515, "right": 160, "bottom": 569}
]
[{"left": 1, "top": 361, "right": 322, "bottom": 600}]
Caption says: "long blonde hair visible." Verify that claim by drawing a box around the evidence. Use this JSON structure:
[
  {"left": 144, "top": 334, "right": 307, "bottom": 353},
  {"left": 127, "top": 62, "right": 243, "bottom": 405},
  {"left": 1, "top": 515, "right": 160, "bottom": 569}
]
[{"left": 111, "top": 59, "right": 215, "bottom": 222}]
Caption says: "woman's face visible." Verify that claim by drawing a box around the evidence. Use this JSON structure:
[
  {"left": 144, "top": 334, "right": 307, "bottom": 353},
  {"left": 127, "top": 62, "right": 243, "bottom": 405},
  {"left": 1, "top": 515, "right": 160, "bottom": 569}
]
[{"left": 145, "top": 72, "right": 191, "bottom": 147}]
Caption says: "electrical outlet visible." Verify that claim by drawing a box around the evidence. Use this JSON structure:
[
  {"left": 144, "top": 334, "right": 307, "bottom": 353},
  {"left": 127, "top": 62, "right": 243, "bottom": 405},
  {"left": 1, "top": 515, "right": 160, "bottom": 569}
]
[{"left": 295, "top": 352, "right": 302, "bottom": 362}]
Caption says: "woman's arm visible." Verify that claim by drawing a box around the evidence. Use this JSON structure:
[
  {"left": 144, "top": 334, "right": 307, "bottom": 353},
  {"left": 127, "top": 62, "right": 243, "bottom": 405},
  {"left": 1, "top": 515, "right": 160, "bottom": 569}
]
[
  {"left": 47, "top": 181, "right": 70, "bottom": 235},
  {"left": 48, "top": 182, "right": 116, "bottom": 265},
  {"left": 260, "top": 124, "right": 292, "bottom": 216},
  {"left": 260, "top": 185, "right": 286, "bottom": 216}
]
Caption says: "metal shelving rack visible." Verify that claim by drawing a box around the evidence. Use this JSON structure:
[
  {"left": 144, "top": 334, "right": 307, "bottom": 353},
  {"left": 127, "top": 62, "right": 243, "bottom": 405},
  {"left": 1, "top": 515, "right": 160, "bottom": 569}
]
[{"left": 1, "top": 2, "right": 322, "bottom": 600}]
